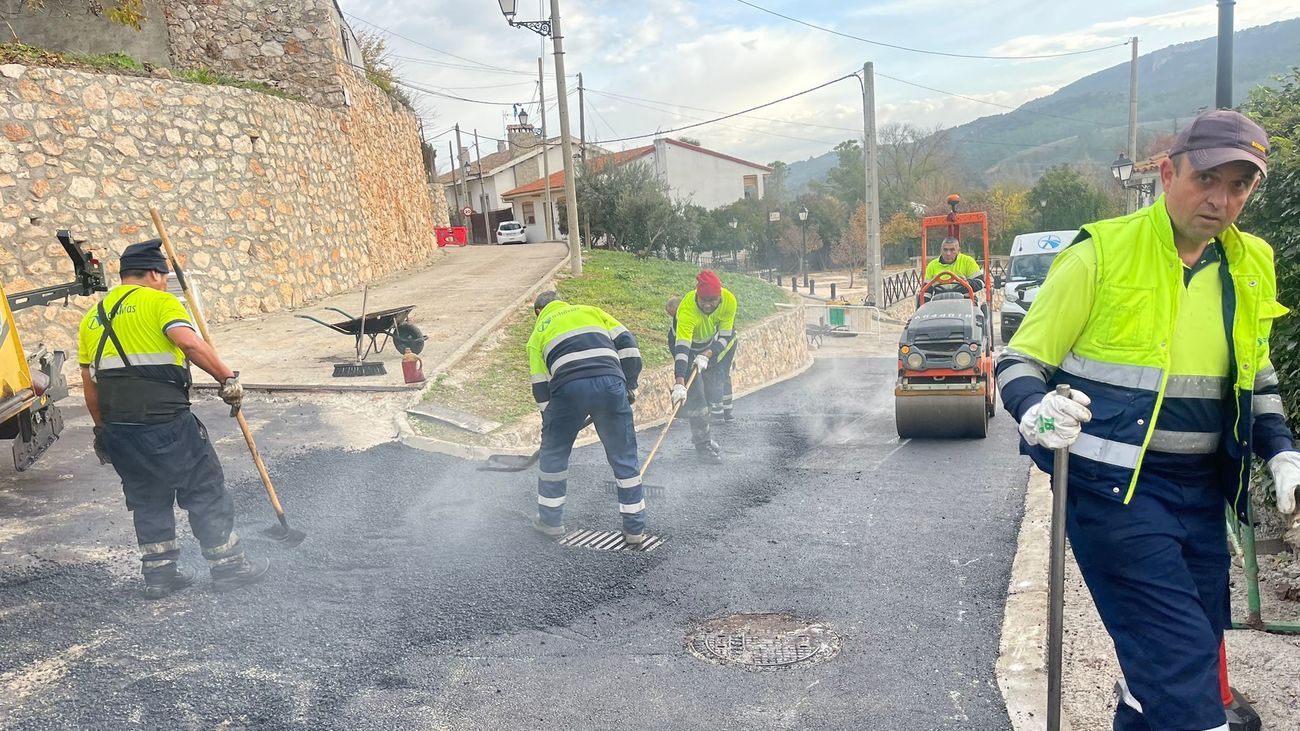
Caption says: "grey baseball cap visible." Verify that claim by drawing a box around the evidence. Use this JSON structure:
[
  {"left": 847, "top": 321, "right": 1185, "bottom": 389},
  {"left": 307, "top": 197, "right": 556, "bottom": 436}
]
[{"left": 1170, "top": 109, "right": 1270, "bottom": 177}]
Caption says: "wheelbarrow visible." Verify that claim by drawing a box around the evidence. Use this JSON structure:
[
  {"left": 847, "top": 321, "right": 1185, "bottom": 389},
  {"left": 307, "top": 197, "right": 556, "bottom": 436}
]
[{"left": 297, "top": 303, "right": 427, "bottom": 366}]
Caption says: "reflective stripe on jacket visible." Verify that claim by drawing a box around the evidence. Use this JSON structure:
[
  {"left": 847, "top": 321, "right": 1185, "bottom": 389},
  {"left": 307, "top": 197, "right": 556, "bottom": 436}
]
[
  {"left": 527, "top": 300, "right": 642, "bottom": 408},
  {"left": 996, "top": 196, "right": 1293, "bottom": 520}
]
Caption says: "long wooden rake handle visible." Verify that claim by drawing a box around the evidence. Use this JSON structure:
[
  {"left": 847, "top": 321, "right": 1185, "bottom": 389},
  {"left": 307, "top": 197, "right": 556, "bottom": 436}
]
[
  {"left": 149, "top": 208, "right": 288, "bottom": 523},
  {"left": 638, "top": 367, "right": 700, "bottom": 479}
]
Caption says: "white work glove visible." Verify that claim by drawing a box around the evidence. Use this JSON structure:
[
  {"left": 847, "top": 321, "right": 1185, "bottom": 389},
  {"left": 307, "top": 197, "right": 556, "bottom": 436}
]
[
  {"left": 694, "top": 353, "right": 711, "bottom": 373},
  {"left": 1018, "top": 389, "right": 1092, "bottom": 450},
  {"left": 220, "top": 375, "right": 244, "bottom": 416},
  {"left": 1267, "top": 451, "right": 1300, "bottom": 514},
  {"left": 671, "top": 383, "right": 688, "bottom": 406}
]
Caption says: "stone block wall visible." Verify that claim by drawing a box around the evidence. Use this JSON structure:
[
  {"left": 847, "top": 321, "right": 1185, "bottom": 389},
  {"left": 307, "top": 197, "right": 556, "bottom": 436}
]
[
  {"left": 163, "top": 0, "right": 348, "bottom": 107},
  {"left": 0, "top": 62, "right": 438, "bottom": 356}
]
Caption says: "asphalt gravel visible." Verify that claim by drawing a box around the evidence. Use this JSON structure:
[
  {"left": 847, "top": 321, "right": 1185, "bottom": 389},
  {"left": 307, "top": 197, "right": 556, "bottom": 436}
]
[{"left": 0, "top": 357, "right": 1030, "bottom": 730}]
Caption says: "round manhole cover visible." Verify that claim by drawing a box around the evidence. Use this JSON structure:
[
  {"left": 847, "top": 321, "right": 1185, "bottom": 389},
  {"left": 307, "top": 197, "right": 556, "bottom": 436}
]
[{"left": 686, "top": 613, "right": 840, "bottom": 670}]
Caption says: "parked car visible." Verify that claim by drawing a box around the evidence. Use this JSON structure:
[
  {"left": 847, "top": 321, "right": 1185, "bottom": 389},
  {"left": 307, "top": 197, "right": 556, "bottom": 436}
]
[{"left": 496, "top": 221, "right": 528, "bottom": 245}]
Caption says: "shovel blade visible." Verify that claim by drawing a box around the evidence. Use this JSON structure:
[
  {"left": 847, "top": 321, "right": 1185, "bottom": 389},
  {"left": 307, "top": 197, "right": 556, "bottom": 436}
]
[
  {"left": 478, "top": 453, "right": 538, "bottom": 472},
  {"left": 261, "top": 523, "right": 307, "bottom": 547}
]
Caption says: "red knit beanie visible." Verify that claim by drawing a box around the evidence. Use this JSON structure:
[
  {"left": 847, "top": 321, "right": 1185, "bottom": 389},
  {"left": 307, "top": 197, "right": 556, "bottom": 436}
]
[{"left": 696, "top": 270, "right": 722, "bottom": 298}]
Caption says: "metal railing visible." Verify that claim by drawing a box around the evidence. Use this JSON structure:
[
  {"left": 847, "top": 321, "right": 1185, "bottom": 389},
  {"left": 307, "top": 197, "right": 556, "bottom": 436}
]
[{"left": 880, "top": 269, "right": 923, "bottom": 308}]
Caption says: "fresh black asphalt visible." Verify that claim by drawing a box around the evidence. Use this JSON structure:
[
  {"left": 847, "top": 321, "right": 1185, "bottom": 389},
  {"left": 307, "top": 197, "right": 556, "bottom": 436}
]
[{"left": 0, "top": 357, "right": 1030, "bottom": 730}]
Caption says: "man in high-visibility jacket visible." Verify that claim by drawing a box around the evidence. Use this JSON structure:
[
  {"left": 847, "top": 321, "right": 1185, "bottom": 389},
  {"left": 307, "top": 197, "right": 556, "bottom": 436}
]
[
  {"left": 997, "top": 110, "right": 1299, "bottom": 731},
  {"left": 924, "top": 236, "right": 984, "bottom": 288},
  {"left": 78, "top": 239, "right": 269, "bottom": 600},
  {"left": 667, "top": 289, "right": 737, "bottom": 425},
  {"left": 527, "top": 291, "right": 646, "bottom": 543},
  {"left": 670, "top": 271, "right": 737, "bottom": 463}
]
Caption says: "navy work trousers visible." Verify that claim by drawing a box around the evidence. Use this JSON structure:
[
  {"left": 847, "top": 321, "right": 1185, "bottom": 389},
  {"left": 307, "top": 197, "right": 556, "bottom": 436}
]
[
  {"left": 705, "top": 341, "right": 737, "bottom": 420},
  {"left": 1066, "top": 471, "right": 1230, "bottom": 731},
  {"left": 103, "top": 412, "right": 237, "bottom": 577},
  {"left": 537, "top": 375, "right": 645, "bottom": 533}
]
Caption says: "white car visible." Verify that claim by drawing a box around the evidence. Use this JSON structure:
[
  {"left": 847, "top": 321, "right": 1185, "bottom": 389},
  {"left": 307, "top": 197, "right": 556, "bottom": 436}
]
[
  {"left": 998, "top": 229, "right": 1077, "bottom": 343},
  {"left": 496, "top": 221, "right": 528, "bottom": 245}
]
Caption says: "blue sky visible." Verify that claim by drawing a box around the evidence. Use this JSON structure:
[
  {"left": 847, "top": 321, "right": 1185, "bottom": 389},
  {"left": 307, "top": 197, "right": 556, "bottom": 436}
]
[{"left": 339, "top": 0, "right": 1300, "bottom": 170}]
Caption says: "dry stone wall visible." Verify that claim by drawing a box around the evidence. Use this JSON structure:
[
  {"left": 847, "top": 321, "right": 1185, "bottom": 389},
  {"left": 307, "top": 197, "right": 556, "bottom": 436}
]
[{"left": 0, "top": 62, "right": 438, "bottom": 355}]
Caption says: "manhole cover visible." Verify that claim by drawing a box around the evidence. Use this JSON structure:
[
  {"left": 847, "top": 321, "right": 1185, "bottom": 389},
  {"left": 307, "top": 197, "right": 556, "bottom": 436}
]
[
  {"left": 686, "top": 613, "right": 840, "bottom": 670},
  {"left": 559, "top": 529, "right": 664, "bottom": 552}
]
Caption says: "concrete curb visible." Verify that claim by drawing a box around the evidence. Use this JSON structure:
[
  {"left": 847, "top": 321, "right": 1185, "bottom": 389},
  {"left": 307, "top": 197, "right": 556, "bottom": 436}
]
[
  {"left": 397, "top": 352, "right": 817, "bottom": 460},
  {"left": 996, "top": 466, "right": 1073, "bottom": 730}
]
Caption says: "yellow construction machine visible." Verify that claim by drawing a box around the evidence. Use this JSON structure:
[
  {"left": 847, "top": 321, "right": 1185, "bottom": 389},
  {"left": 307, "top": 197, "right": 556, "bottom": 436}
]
[{"left": 1, "top": 230, "right": 107, "bottom": 470}]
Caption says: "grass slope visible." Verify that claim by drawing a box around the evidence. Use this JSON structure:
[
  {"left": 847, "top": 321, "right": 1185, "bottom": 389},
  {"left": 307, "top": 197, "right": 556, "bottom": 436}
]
[{"left": 421, "top": 250, "right": 788, "bottom": 425}]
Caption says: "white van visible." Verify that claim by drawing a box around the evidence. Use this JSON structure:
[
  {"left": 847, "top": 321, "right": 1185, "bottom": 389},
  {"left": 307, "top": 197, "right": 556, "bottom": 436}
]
[{"left": 998, "top": 229, "right": 1077, "bottom": 343}]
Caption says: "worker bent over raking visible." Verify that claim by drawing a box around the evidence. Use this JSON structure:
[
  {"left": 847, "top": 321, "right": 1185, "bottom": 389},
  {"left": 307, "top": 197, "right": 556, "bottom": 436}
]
[
  {"left": 78, "top": 239, "right": 270, "bottom": 600},
  {"left": 527, "top": 291, "right": 646, "bottom": 544},
  {"left": 997, "top": 110, "right": 1300, "bottom": 731},
  {"left": 670, "top": 271, "right": 737, "bottom": 464}
]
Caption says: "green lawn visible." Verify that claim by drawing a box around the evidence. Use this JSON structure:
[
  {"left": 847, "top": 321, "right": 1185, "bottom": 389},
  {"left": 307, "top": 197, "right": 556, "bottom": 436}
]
[{"left": 420, "top": 250, "right": 789, "bottom": 427}]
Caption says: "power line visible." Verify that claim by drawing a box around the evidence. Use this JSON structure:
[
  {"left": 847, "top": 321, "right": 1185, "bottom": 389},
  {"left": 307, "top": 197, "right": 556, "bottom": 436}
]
[
  {"left": 584, "top": 90, "right": 841, "bottom": 146},
  {"left": 593, "top": 73, "right": 860, "bottom": 144},
  {"left": 345, "top": 12, "right": 526, "bottom": 74},
  {"left": 875, "top": 71, "right": 1111, "bottom": 128},
  {"left": 732, "top": 0, "right": 1131, "bottom": 60},
  {"left": 585, "top": 87, "right": 861, "bottom": 134}
]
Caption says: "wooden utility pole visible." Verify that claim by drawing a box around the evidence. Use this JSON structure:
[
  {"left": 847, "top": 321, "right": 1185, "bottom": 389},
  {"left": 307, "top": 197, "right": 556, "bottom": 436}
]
[
  {"left": 455, "top": 124, "right": 472, "bottom": 244},
  {"left": 578, "top": 72, "right": 586, "bottom": 162},
  {"left": 549, "top": 0, "right": 582, "bottom": 274},
  {"left": 1127, "top": 37, "right": 1139, "bottom": 214},
  {"left": 1217, "top": 0, "right": 1234, "bottom": 107},
  {"left": 539, "top": 56, "right": 555, "bottom": 240}
]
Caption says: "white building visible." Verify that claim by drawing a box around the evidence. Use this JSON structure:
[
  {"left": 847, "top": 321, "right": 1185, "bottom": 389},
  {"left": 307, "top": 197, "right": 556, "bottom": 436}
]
[{"left": 500, "top": 138, "right": 771, "bottom": 243}]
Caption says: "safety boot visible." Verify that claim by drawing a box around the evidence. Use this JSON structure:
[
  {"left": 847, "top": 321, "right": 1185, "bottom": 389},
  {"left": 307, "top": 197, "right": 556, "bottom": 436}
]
[
  {"left": 622, "top": 530, "right": 646, "bottom": 546},
  {"left": 695, "top": 440, "right": 723, "bottom": 465},
  {"left": 532, "top": 516, "right": 565, "bottom": 538},
  {"left": 143, "top": 565, "right": 196, "bottom": 600},
  {"left": 211, "top": 556, "right": 271, "bottom": 593},
  {"left": 1226, "top": 688, "right": 1262, "bottom": 731}
]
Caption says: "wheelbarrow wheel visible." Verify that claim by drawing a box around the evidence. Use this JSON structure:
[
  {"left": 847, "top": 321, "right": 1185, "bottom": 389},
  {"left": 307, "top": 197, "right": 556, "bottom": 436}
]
[{"left": 394, "top": 323, "right": 427, "bottom": 355}]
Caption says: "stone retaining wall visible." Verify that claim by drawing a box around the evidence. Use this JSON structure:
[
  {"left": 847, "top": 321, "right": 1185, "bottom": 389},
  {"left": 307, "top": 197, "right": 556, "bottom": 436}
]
[{"left": 0, "top": 62, "right": 440, "bottom": 355}]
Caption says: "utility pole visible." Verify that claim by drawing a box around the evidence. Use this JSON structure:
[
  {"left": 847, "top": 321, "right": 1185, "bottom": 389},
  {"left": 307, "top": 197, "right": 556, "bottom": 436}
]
[
  {"left": 578, "top": 71, "right": 586, "bottom": 162},
  {"left": 549, "top": 0, "right": 582, "bottom": 275},
  {"left": 862, "top": 62, "right": 882, "bottom": 307},
  {"left": 447, "top": 140, "right": 460, "bottom": 221},
  {"left": 455, "top": 123, "right": 473, "bottom": 244},
  {"left": 1216, "top": 0, "right": 1234, "bottom": 108},
  {"left": 539, "top": 56, "right": 555, "bottom": 240},
  {"left": 1127, "top": 36, "right": 1139, "bottom": 214}
]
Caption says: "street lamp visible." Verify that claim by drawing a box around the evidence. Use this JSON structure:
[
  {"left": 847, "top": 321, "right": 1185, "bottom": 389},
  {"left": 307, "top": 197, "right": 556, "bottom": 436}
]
[
  {"left": 500, "top": 0, "right": 581, "bottom": 276},
  {"left": 728, "top": 218, "right": 738, "bottom": 266},
  {"left": 1039, "top": 198, "right": 1047, "bottom": 229},
  {"left": 798, "top": 206, "right": 810, "bottom": 287},
  {"left": 1110, "top": 152, "right": 1154, "bottom": 212}
]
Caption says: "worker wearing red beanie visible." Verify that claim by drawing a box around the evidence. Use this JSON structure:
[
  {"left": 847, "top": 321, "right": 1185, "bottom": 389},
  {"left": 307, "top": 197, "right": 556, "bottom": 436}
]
[{"left": 669, "top": 270, "right": 739, "bottom": 463}]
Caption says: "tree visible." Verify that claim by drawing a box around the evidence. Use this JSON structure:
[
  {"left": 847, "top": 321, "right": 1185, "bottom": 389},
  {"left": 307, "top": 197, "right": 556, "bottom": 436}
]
[
  {"left": 811, "top": 139, "right": 865, "bottom": 206},
  {"left": 764, "top": 160, "right": 790, "bottom": 205},
  {"left": 880, "top": 209, "right": 920, "bottom": 264},
  {"left": 964, "top": 184, "right": 1032, "bottom": 254},
  {"left": 877, "top": 123, "right": 957, "bottom": 219},
  {"left": 574, "top": 160, "right": 685, "bottom": 257},
  {"left": 832, "top": 204, "right": 869, "bottom": 287},
  {"left": 678, "top": 136, "right": 702, "bottom": 146},
  {"left": 1028, "top": 165, "right": 1120, "bottom": 232},
  {"left": 358, "top": 31, "right": 413, "bottom": 108},
  {"left": 1239, "top": 70, "right": 1300, "bottom": 427}
]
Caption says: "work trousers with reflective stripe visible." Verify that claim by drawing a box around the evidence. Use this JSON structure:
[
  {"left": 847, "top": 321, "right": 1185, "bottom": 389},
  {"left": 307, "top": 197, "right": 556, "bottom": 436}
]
[
  {"left": 686, "top": 364, "right": 713, "bottom": 448},
  {"left": 706, "top": 341, "right": 738, "bottom": 420},
  {"left": 102, "top": 412, "right": 240, "bottom": 579},
  {"left": 537, "top": 375, "right": 645, "bottom": 533},
  {"left": 1066, "top": 470, "right": 1230, "bottom": 731}
]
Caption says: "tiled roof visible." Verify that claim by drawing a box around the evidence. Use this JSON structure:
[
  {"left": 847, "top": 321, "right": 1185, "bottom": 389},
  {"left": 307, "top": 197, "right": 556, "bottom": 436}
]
[{"left": 500, "top": 146, "right": 655, "bottom": 198}]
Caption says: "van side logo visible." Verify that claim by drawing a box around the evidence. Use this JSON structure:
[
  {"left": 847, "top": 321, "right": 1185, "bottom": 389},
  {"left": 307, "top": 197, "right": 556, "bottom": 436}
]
[{"left": 1037, "top": 235, "right": 1062, "bottom": 250}]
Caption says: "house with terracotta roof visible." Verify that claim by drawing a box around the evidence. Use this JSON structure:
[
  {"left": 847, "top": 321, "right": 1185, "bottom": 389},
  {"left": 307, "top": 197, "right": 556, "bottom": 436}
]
[
  {"left": 500, "top": 138, "right": 772, "bottom": 243},
  {"left": 437, "top": 116, "right": 585, "bottom": 243}
]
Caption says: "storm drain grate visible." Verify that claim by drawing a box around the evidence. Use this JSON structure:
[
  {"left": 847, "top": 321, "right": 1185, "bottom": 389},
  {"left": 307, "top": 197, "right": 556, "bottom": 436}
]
[
  {"left": 686, "top": 613, "right": 840, "bottom": 670},
  {"left": 559, "top": 529, "right": 664, "bottom": 552}
]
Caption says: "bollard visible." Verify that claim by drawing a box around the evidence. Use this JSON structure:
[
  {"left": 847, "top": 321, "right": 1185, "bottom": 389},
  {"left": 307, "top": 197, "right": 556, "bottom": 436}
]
[
  {"left": 791, "top": 277, "right": 797, "bottom": 292},
  {"left": 810, "top": 279, "right": 816, "bottom": 295},
  {"left": 830, "top": 283, "right": 837, "bottom": 300},
  {"left": 776, "top": 274, "right": 782, "bottom": 286}
]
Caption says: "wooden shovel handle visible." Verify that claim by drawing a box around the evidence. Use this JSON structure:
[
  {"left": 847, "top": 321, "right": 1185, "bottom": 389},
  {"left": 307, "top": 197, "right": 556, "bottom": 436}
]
[{"left": 639, "top": 367, "right": 700, "bottom": 479}]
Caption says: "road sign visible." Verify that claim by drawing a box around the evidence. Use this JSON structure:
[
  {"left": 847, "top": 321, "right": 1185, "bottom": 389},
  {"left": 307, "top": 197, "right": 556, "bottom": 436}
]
[
  {"left": 462, "top": 206, "right": 475, "bottom": 217},
  {"left": 768, "top": 211, "right": 781, "bottom": 223}
]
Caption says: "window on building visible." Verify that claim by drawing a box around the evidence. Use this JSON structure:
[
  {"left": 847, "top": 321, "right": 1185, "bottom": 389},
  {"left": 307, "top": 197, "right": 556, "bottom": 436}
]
[
  {"left": 743, "top": 175, "right": 758, "bottom": 199},
  {"left": 522, "top": 201, "right": 537, "bottom": 225}
]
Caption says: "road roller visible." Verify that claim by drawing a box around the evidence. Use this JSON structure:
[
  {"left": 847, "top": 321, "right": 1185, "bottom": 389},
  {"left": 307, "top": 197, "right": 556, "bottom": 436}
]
[{"left": 895, "top": 197, "right": 996, "bottom": 439}]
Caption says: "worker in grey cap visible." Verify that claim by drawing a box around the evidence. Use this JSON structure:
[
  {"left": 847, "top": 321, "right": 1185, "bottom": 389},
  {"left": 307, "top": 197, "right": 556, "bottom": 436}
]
[
  {"left": 77, "top": 238, "right": 269, "bottom": 600},
  {"left": 997, "top": 109, "right": 1291, "bottom": 730}
]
